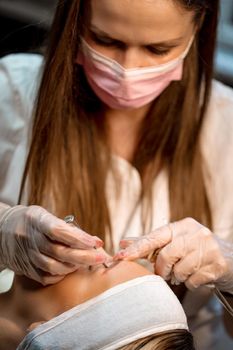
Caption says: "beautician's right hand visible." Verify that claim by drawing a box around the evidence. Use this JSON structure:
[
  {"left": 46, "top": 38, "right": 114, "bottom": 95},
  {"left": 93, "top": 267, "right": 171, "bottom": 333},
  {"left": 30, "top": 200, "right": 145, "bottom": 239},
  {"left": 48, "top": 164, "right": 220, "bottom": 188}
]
[{"left": 0, "top": 204, "right": 108, "bottom": 285}]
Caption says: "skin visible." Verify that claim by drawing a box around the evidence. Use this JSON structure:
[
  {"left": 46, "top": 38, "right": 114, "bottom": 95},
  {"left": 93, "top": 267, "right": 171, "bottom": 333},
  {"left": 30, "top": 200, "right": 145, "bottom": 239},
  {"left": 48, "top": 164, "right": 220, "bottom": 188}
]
[
  {"left": 0, "top": 259, "right": 153, "bottom": 348},
  {"left": 84, "top": 0, "right": 196, "bottom": 161}
]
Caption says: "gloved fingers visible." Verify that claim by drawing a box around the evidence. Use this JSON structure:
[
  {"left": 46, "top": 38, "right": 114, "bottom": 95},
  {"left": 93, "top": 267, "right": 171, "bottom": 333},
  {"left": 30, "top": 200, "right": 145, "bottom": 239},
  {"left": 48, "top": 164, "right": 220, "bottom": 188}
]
[
  {"left": 29, "top": 249, "right": 78, "bottom": 276},
  {"left": 171, "top": 251, "right": 203, "bottom": 284},
  {"left": 119, "top": 237, "right": 141, "bottom": 249},
  {"left": 92, "top": 236, "right": 105, "bottom": 248},
  {"left": 154, "top": 235, "right": 189, "bottom": 280},
  {"left": 170, "top": 218, "right": 203, "bottom": 238},
  {"left": 114, "top": 225, "right": 174, "bottom": 261},
  {"left": 29, "top": 206, "right": 103, "bottom": 249},
  {"left": 154, "top": 225, "right": 213, "bottom": 280},
  {"left": 113, "top": 236, "right": 161, "bottom": 261},
  {"left": 35, "top": 271, "right": 66, "bottom": 286},
  {"left": 44, "top": 221, "right": 102, "bottom": 249},
  {"left": 96, "top": 247, "right": 113, "bottom": 261},
  {"left": 185, "top": 255, "right": 230, "bottom": 291},
  {"left": 102, "top": 218, "right": 201, "bottom": 261},
  {"left": 40, "top": 240, "right": 110, "bottom": 266},
  {"left": 184, "top": 266, "right": 219, "bottom": 290}
]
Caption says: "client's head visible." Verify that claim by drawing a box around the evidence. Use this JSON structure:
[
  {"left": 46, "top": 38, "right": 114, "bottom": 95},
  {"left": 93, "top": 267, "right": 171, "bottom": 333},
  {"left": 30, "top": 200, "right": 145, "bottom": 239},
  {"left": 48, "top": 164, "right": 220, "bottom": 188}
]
[
  {"left": 17, "top": 260, "right": 195, "bottom": 350},
  {"left": 119, "top": 329, "right": 193, "bottom": 350}
]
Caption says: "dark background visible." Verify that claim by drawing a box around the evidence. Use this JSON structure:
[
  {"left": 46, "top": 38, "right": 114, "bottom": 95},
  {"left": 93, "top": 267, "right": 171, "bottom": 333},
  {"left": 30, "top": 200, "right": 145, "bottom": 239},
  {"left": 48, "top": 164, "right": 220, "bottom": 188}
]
[
  {"left": 0, "top": 0, "right": 233, "bottom": 86},
  {"left": 0, "top": 0, "right": 57, "bottom": 56}
]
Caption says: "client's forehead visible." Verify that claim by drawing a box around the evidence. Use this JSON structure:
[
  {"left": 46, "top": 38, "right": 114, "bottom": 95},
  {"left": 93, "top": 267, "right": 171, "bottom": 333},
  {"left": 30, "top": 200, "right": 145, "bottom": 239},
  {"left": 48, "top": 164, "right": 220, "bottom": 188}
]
[
  {"left": 42, "top": 259, "right": 153, "bottom": 309},
  {"left": 99, "top": 260, "right": 153, "bottom": 287}
]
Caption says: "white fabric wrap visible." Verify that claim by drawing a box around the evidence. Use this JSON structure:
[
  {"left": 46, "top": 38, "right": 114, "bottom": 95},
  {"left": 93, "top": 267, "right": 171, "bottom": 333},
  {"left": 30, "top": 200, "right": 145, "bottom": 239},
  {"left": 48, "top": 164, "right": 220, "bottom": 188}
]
[{"left": 17, "top": 275, "right": 188, "bottom": 350}]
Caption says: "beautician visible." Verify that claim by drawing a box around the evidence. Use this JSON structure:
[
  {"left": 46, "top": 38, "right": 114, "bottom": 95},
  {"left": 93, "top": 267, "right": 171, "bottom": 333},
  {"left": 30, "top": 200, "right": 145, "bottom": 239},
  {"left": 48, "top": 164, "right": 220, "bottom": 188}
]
[{"left": 0, "top": 0, "right": 233, "bottom": 348}]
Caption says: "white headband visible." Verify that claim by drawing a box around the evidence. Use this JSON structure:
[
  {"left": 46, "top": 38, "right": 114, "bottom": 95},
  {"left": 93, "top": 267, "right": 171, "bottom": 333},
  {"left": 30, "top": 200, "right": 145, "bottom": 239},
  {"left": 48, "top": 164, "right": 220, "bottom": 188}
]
[{"left": 17, "top": 275, "right": 188, "bottom": 350}]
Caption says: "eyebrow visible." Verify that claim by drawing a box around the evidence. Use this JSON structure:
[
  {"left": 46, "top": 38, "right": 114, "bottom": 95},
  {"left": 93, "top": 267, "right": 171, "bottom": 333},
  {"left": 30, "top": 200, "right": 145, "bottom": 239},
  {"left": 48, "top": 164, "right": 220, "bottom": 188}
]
[{"left": 89, "top": 25, "right": 184, "bottom": 47}]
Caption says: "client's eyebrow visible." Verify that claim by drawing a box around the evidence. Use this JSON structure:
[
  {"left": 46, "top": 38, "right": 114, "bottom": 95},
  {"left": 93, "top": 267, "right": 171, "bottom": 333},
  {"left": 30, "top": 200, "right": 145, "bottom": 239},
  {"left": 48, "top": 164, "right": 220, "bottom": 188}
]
[{"left": 89, "top": 25, "right": 184, "bottom": 48}]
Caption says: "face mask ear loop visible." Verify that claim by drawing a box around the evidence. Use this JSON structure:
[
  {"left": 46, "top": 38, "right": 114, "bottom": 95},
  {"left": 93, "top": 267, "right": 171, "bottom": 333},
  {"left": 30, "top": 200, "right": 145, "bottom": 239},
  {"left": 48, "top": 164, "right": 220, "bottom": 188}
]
[{"left": 180, "top": 33, "right": 196, "bottom": 60}]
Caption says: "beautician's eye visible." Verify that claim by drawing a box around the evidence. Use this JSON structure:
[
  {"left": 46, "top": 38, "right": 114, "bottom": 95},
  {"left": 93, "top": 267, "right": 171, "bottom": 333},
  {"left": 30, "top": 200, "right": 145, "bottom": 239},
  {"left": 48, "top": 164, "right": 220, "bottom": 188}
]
[
  {"left": 92, "top": 35, "right": 115, "bottom": 46},
  {"left": 90, "top": 32, "right": 125, "bottom": 49},
  {"left": 146, "top": 46, "right": 171, "bottom": 56}
]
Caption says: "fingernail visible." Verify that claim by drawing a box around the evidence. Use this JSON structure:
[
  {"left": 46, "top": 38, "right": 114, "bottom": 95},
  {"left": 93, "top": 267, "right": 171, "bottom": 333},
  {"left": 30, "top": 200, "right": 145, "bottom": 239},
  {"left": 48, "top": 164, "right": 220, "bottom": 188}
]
[{"left": 95, "top": 239, "right": 104, "bottom": 248}]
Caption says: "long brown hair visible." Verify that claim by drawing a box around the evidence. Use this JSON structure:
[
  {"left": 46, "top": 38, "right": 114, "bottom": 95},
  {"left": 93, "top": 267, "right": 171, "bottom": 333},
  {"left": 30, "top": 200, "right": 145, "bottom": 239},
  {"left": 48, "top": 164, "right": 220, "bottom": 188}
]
[
  {"left": 119, "top": 329, "right": 195, "bottom": 350},
  {"left": 19, "top": 0, "right": 219, "bottom": 252}
]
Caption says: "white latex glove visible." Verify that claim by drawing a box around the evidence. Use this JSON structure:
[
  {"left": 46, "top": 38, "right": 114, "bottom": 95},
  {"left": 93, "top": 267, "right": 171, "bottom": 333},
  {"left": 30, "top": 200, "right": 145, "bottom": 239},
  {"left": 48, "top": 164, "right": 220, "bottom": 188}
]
[
  {"left": 113, "top": 217, "right": 233, "bottom": 294},
  {"left": 0, "top": 204, "right": 109, "bottom": 285}
]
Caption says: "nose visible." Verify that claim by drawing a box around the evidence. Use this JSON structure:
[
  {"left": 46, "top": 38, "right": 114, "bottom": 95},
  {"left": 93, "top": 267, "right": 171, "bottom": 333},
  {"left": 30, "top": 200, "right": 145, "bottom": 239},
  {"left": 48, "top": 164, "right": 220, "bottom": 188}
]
[{"left": 116, "top": 47, "right": 147, "bottom": 69}]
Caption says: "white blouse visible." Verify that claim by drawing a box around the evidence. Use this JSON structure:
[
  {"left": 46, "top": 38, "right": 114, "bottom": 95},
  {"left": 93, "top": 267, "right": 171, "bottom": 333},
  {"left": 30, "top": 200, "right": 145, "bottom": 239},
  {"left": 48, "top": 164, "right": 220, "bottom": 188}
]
[{"left": 0, "top": 53, "right": 233, "bottom": 349}]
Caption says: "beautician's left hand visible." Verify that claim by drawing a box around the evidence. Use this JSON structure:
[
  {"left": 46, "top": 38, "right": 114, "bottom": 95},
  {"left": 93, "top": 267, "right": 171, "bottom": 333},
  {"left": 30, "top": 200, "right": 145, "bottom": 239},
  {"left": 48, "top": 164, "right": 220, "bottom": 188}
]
[{"left": 113, "top": 218, "right": 233, "bottom": 293}]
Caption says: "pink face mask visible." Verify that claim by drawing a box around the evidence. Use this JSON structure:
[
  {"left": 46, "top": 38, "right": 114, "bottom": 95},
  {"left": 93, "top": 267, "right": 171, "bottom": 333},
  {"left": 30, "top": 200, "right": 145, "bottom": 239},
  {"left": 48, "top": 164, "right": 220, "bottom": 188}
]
[{"left": 77, "top": 37, "right": 194, "bottom": 110}]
